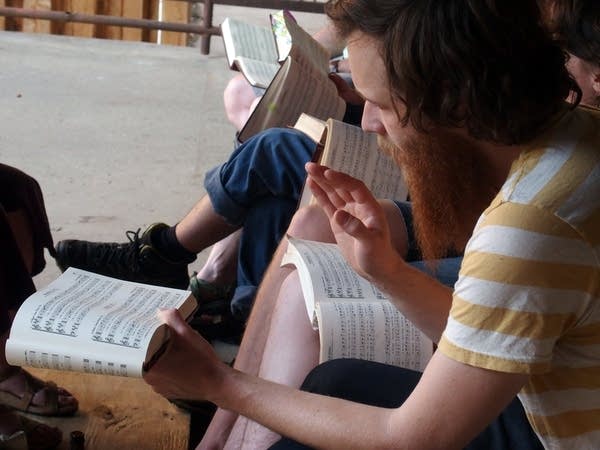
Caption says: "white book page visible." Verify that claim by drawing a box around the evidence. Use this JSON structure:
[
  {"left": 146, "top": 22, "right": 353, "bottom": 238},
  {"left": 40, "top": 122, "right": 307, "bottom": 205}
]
[
  {"left": 293, "top": 113, "right": 327, "bottom": 143},
  {"left": 282, "top": 237, "right": 385, "bottom": 327},
  {"left": 323, "top": 120, "right": 409, "bottom": 201},
  {"left": 317, "top": 301, "right": 433, "bottom": 370},
  {"left": 281, "top": 13, "right": 330, "bottom": 73},
  {"left": 221, "top": 17, "right": 278, "bottom": 68},
  {"left": 239, "top": 56, "right": 345, "bottom": 142},
  {"left": 235, "top": 57, "right": 280, "bottom": 89},
  {"left": 6, "top": 268, "right": 192, "bottom": 377}
]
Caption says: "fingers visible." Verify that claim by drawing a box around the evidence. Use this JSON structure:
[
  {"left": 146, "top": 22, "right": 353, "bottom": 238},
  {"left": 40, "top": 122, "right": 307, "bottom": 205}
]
[
  {"left": 306, "top": 163, "right": 374, "bottom": 206},
  {"left": 158, "top": 308, "right": 196, "bottom": 340}
]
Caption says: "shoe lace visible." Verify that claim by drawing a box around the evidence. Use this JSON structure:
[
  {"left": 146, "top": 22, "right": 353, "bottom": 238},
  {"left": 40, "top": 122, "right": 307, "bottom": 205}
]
[{"left": 92, "top": 228, "right": 143, "bottom": 276}]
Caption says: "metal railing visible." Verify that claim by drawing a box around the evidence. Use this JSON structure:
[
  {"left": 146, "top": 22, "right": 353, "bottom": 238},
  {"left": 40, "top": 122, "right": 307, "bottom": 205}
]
[{"left": 0, "top": 0, "right": 325, "bottom": 54}]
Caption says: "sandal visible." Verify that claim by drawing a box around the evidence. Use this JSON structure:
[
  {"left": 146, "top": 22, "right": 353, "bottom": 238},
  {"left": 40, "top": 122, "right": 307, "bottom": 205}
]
[
  {"left": 189, "top": 273, "right": 235, "bottom": 306},
  {"left": 189, "top": 273, "right": 235, "bottom": 318},
  {"left": 0, "top": 368, "right": 78, "bottom": 417},
  {"left": 0, "top": 413, "right": 62, "bottom": 450}
]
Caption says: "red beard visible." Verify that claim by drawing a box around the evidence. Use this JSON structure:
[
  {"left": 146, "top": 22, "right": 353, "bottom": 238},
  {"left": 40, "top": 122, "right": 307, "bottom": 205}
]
[{"left": 379, "top": 131, "right": 499, "bottom": 261}]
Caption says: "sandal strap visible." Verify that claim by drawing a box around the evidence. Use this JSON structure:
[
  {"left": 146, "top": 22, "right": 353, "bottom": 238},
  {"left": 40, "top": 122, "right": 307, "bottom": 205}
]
[{"left": 189, "top": 272, "right": 235, "bottom": 303}]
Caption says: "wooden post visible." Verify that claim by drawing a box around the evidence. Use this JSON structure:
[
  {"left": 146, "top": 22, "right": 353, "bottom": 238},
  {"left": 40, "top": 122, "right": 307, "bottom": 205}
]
[
  {"left": 4, "top": 0, "right": 24, "bottom": 30},
  {"left": 95, "top": 0, "right": 121, "bottom": 39},
  {"left": 22, "top": 0, "right": 51, "bottom": 33},
  {"left": 160, "top": 0, "right": 187, "bottom": 46},
  {"left": 121, "top": 0, "right": 143, "bottom": 41},
  {"left": 69, "top": 0, "right": 96, "bottom": 37},
  {"left": 200, "top": 0, "right": 212, "bottom": 55}
]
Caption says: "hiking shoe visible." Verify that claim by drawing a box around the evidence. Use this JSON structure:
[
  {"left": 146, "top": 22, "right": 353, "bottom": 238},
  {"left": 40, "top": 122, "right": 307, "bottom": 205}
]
[{"left": 54, "top": 223, "right": 191, "bottom": 289}]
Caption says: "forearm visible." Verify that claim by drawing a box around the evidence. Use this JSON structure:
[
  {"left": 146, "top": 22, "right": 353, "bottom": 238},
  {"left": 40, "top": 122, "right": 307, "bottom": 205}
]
[
  {"left": 370, "top": 255, "right": 453, "bottom": 343},
  {"left": 214, "top": 368, "right": 403, "bottom": 450}
]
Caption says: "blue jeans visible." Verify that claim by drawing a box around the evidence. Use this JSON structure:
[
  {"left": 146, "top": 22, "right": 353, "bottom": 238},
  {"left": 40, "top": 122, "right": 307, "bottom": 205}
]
[
  {"left": 204, "top": 130, "right": 464, "bottom": 319},
  {"left": 204, "top": 128, "right": 317, "bottom": 319}
]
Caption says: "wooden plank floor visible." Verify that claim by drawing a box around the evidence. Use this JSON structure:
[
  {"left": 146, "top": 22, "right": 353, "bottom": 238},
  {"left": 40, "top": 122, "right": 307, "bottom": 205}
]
[{"left": 24, "top": 368, "right": 189, "bottom": 450}]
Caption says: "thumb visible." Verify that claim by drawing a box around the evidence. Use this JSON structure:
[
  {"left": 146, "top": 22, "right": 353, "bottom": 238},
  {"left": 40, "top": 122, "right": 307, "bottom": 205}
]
[
  {"left": 158, "top": 308, "right": 193, "bottom": 337},
  {"left": 334, "top": 209, "right": 370, "bottom": 240}
]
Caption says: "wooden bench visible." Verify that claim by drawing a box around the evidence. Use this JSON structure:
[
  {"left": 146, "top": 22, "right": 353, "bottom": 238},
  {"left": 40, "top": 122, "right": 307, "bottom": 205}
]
[{"left": 198, "top": 0, "right": 325, "bottom": 54}]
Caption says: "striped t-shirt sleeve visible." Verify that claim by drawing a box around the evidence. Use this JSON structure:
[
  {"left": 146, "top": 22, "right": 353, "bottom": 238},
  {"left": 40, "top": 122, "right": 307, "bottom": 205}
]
[{"left": 438, "top": 199, "right": 597, "bottom": 374}]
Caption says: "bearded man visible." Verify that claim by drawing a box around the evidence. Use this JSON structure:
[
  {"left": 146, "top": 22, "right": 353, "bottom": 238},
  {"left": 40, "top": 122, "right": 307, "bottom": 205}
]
[{"left": 145, "top": 1, "right": 600, "bottom": 449}]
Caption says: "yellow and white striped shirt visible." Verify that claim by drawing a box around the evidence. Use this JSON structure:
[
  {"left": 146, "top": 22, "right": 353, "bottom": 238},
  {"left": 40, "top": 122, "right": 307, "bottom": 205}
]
[{"left": 439, "top": 106, "right": 600, "bottom": 449}]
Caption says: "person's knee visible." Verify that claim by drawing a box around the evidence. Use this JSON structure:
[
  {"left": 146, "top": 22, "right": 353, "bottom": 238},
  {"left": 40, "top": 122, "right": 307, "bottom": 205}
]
[
  {"left": 223, "top": 74, "right": 257, "bottom": 129},
  {"left": 288, "top": 206, "right": 333, "bottom": 242}
]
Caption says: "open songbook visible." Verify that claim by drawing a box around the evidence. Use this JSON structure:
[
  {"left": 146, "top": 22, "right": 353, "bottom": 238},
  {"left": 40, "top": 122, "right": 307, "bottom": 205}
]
[
  {"left": 294, "top": 114, "right": 409, "bottom": 207},
  {"left": 225, "top": 11, "right": 347, "bottom": 143},
  {"left": 6, "top": 268, "right": 197, "bottom": 378},
  {"left": 221, "top": 10, "right": 331, "bottom": 89},
  {"left": 282, "top": 237, "right": 433, "bottom": 370}
]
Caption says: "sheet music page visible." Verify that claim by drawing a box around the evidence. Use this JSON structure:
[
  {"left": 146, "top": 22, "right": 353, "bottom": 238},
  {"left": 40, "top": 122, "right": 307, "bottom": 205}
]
[
  {"left": 6, "top": 268, "right": 191, "bottom": 377},
  {"left": 239, "top": 56, "right": 345, "bottom": 142},
  {"left": 268, "top": 60, "right": 344, "bottom": 126},
  {"left": 282, "top": 13, "right": 330, "bottom": 72},
  {"left": 323, "top": 120, "right": 409, "bottom": 200},
  {"left": 282, "top": 237, "right": 386, "bottom": 327},
  {"left": 235, "top": 57, "right": 280, "bottom": 89},
  {"left": 221, "top": 18, "right": 278, "bottom": 67},
  {"left": 317, "top": 301, "right": 433, "bottom": 370}
]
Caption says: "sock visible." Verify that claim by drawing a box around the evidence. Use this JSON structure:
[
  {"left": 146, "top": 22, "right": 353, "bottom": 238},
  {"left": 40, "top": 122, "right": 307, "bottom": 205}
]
[{"left": 153, "top": 225, "right": 197, "bottom": 263}]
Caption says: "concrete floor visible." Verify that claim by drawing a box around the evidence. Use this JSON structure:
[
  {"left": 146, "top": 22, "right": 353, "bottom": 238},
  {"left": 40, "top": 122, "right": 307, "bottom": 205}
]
[{"left": 0, "top": 6, "right": 327, "bottom": 289}]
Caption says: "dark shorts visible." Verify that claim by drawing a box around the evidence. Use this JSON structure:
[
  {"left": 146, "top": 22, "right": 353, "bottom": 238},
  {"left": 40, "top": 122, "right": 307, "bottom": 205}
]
[{"left": 271, "top": 359, "right": 543, "bottom": 450}]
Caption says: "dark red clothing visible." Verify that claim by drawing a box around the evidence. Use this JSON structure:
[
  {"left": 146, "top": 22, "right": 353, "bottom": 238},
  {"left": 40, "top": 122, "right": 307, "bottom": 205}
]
[{"left": 0, "top": 164, "right": 54, "bottom": 334}]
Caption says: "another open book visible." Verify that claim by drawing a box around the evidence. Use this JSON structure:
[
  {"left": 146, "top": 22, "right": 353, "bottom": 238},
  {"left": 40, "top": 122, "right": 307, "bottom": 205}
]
[
  {"left": 221, "top": 10, "right": 330, "bottom": 89},
  {"left": 6, "top": 268, "right": 197, "bottom": 378},
  {"left": 295, "top": 114, "right": 409, "bottom": 207},
  {"left": 225, "top": 12, "right": 346, "bottom": 143},
  {"left": 282, "top": 237, "right": 433, "bottom": 370}
]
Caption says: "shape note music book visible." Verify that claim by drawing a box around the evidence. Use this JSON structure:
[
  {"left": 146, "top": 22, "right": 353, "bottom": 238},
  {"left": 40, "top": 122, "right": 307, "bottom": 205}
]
[
  {"left": 222, "top": 11, "right": 346, "bottom": 143},
  {"left": 282, "top": 237, "right": 433, "bottom": 371},
  {"left": 6, "top": 268, "right": 197, "bottom": 378},
  {"left": 294, "top": 114, "right": 409, "bottom": 207}
]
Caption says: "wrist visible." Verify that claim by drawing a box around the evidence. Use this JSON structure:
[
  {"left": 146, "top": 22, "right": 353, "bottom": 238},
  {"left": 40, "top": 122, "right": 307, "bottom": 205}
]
[{"left": 368, "top": 252, "right": 411, "bottom": 293}]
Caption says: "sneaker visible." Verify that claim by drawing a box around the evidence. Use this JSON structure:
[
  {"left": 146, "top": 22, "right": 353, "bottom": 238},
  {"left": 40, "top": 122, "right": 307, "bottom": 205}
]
[{"left": 54, "top": 223, "right": 190, "bottom": 289}]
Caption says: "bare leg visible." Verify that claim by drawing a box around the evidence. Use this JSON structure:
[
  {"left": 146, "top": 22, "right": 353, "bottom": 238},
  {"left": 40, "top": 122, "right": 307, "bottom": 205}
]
[
  {"left": 198, "top": 207, "right": 329, "bottom": 449},
  {"left": 223, "top": 74, "right": 260, "bottom": 132},
  {"left": 195, "top": 231, "right": 241, "bottom": 286},
  {"left": 175, "top": 196, "right": 238, "bottom": 253},
  {"left": 239, "top": 271, "right": 320, "bottom": 449},
  {"left": 222, "top": 206, "right": 335, "bottom": 449},
  {"left": 200, "top": 202, "right": 408, "bottom": 448},
  {"left": 201, "top": 239, "right": 296, "bottom": 450}
]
